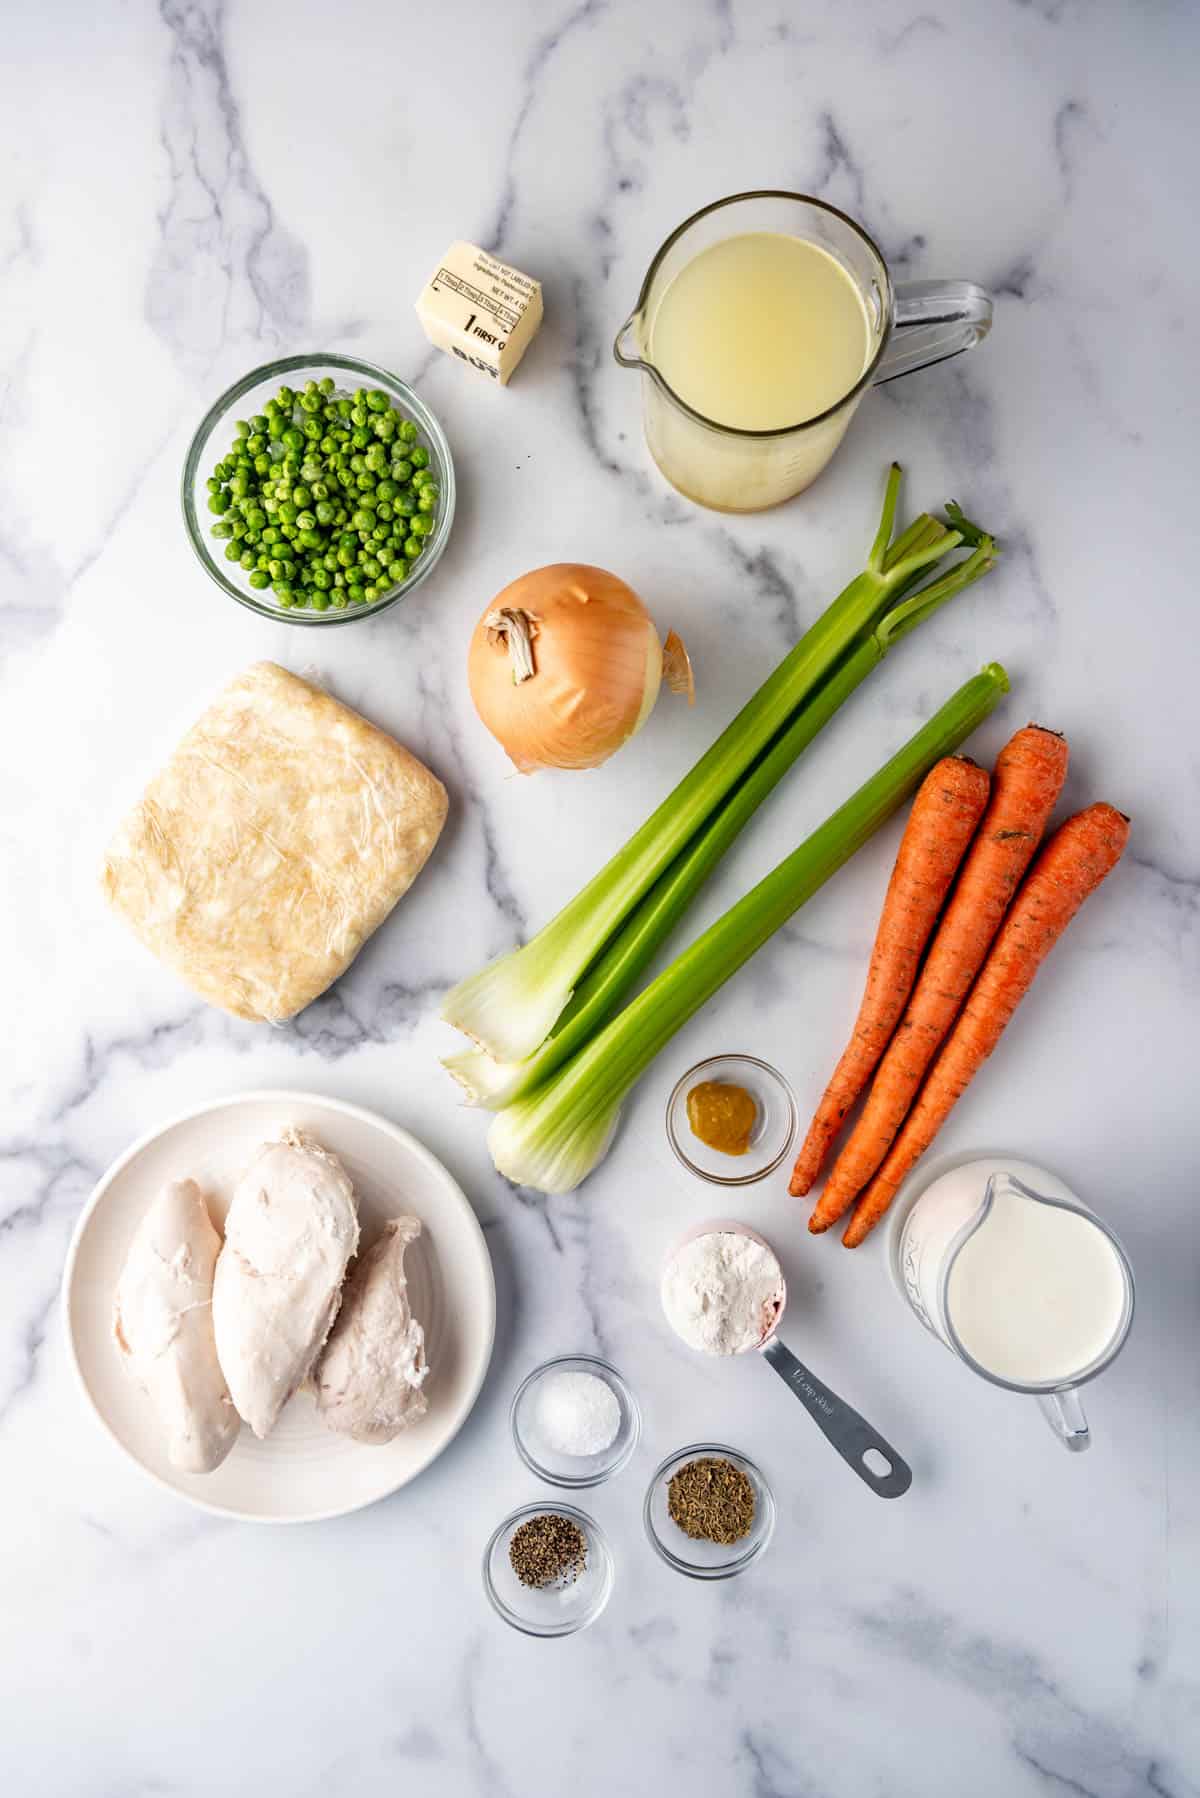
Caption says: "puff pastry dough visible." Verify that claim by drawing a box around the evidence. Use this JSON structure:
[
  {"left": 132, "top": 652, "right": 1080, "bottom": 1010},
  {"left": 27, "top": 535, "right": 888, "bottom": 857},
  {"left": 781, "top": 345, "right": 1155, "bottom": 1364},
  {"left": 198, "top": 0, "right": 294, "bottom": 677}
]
[{"left": 101, "top": 662, "right": 448, "bottom": 1022}]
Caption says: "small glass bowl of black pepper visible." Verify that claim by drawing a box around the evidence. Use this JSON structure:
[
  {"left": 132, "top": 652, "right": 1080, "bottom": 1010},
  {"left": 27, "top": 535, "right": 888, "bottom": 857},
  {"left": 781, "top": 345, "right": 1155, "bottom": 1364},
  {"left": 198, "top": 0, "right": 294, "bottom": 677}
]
[
  {"left": 643, "top": 1443, "right": 775, "bottom": 1580},
  {"left": 483, "top": 1502, "right": 614, "bottom": 1636}
]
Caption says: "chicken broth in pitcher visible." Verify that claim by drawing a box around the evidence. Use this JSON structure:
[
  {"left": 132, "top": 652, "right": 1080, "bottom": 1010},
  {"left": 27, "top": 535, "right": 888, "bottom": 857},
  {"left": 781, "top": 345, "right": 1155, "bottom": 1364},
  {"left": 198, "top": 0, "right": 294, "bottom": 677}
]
[{"left": 648, "top": 231, "right": 872, "bottom": 432}]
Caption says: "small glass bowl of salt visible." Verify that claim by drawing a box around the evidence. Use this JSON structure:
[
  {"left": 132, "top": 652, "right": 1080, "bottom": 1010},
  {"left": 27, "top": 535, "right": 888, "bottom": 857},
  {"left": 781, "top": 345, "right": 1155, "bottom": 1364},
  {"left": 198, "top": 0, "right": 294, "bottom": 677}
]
[{"left": 511, "top": 1354, "right": 641, "bottom": 1488}]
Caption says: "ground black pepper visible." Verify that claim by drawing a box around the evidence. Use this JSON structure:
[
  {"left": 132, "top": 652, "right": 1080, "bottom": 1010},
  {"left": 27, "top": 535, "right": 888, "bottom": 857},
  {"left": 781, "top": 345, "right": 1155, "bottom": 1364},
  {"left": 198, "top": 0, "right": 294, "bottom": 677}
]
[
  {"left": 508, "top": 1512, "right": 588, "bottom": 1588},
  {"left": 668, "top": 1456, "right": 756, "bottom": 1544}
]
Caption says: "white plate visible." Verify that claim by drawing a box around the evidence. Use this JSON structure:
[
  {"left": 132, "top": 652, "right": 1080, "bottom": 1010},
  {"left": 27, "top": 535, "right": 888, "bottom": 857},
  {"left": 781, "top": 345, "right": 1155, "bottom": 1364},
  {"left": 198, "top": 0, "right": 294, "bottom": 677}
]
[{"left": 63, "top": 1090, "right": 496, "bottom": 1523}]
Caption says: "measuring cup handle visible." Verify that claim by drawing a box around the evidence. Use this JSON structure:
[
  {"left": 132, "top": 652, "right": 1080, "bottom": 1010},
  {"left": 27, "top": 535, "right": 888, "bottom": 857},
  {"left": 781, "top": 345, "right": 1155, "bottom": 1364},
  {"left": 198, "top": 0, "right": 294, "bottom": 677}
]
[
  {"left": 759, "top": 1336, "right": 912, "bottom": 1498},
  {"left": 1037, "top": 1388, "right": 1091, "bottom": 1453},
  {"left": 873, "top": 280, "right": 993, "bottom": 385}
]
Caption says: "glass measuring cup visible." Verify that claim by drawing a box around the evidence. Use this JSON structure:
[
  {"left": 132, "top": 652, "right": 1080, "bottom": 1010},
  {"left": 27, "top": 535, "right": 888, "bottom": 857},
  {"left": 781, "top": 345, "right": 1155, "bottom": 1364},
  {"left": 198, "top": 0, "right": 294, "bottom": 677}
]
[
  {"left": 892, "top": 1157, "right": 1135, "bottom": 1452},
  {"left": 664, "top": 1220, "right": 912, "bottom": 1498},
  {"left": 613, "top": 190, "right": 992, "bottom": 513}
]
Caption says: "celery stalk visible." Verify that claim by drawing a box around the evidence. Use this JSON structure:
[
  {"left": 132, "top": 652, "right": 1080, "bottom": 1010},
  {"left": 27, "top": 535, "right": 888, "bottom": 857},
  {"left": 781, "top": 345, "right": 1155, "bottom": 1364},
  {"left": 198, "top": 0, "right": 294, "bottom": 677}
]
[
  {"left": 440, "top": 465, "right": 989, "bottom": 1065},
  {"left": 444, "top": 523, "right": 997, "bottom": 1106},
  {"left": 486, "top": 662, "right": 1010, "bottom": 1195}
]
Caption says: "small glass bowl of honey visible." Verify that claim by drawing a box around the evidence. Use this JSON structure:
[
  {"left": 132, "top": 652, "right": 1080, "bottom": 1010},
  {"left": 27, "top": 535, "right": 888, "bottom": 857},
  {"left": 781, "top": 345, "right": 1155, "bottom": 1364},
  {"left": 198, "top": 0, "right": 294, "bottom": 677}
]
[{"left": 665, "top": 1054, "right": 797, "bottom": 1187}]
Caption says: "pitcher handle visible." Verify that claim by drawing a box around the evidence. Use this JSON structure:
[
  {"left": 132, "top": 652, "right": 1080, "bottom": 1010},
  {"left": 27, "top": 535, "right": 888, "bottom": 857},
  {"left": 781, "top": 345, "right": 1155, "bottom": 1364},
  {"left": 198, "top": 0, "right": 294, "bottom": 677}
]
[
  {"left": 873, "top": 280, "right": 993, "bottom": 385},
  {"left": 1037, "top": 1388, "right": 1091, "bottom": 1453}
]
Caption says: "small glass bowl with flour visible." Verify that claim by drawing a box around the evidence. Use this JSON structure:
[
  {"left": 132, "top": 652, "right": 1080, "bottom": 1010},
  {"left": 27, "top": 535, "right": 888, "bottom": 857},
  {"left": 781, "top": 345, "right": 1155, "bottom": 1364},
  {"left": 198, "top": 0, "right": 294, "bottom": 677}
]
[{"left": 511, "top": 1354, "right": 642, "bottom": 1488}]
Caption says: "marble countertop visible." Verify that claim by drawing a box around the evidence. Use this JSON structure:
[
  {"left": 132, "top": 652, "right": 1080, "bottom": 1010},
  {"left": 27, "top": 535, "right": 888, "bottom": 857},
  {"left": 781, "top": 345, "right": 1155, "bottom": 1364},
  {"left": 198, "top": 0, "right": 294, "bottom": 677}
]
[{"left": 2, "top": 1, "right": 1196, "bottom": 1792}]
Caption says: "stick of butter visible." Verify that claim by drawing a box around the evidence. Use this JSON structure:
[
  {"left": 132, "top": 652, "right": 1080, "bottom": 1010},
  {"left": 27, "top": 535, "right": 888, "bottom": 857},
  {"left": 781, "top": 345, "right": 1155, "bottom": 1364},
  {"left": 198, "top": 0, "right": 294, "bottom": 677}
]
[{"left": 416, "top": 242, "right": 543, "bottom": 385}]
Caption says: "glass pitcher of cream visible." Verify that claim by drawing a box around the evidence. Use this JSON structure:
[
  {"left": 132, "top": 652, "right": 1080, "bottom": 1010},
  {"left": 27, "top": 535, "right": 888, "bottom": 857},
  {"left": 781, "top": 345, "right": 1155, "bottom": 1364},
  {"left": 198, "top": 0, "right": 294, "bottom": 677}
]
[
  {"left": 892, "top": 1157, "right": 1135, "bottom": 1452},
  {"left": 614, "top": 191, "right": 992, "bottom": 513}
]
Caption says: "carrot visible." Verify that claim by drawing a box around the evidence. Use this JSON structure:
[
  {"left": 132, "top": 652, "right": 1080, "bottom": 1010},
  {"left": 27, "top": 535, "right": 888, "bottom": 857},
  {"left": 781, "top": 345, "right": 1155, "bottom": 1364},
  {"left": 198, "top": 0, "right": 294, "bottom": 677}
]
[
  {"left": 808, "top": 724, "right": 1068, "bottom": 1232},
  {"left": 842, "top": 802, "right": 1130, "bottom": 1246},
  {"left": 788, "top": 756, "right": 991, "bottom": 1197}
]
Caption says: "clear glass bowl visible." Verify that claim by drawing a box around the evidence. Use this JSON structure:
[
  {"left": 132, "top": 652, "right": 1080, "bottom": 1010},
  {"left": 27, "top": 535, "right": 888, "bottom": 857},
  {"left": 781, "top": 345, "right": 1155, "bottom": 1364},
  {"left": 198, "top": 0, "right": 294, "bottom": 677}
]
[
  {"left": 182, "top": 353, "right": 456, "bottom": 626},
  {"left": 510, "top": 1354, "right": 641, "bottom": 1489},
  {"left": 482, "top": 1502, "right": 614, "bottom": 1637},
  {"left": 643, "top": 1444, "right": 775, "bottom": 1579},
  {"left": 665, "top": 1054, "right": 797, "bottom": 1186}
]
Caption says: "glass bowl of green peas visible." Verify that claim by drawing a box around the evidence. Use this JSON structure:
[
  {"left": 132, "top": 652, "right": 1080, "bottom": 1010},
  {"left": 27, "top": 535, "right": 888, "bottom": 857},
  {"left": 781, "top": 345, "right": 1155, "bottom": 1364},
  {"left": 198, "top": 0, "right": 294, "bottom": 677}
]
[{"left": 182, "top": 353, "right": 455, "bottom": 624}]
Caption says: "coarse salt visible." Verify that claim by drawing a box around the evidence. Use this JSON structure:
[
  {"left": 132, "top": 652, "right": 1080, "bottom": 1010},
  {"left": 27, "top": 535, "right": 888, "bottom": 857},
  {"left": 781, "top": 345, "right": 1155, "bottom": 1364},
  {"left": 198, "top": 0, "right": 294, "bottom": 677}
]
[{"left": 534, "top": 1369, "right": 621, "bottom": 1457}]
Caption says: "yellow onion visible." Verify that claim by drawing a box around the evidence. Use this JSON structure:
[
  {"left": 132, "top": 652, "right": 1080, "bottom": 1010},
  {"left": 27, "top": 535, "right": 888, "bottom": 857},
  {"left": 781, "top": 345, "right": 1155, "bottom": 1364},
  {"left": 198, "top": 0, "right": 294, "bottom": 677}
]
[{"left": 468, "top": 563, "right": 693, "bottom": 774}]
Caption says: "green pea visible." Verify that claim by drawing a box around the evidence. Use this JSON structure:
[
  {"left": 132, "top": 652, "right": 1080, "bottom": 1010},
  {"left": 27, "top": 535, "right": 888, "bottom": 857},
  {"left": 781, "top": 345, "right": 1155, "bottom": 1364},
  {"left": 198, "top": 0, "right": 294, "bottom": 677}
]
[
  {"left": 388, "top": 557, "right": 409, "bottom": 583},
  {"left": 361, "top": 556, "right": 381, "bottom": 581},
  {"left": 239, "top": 549, "right": 256, "bottom": 570},
  {"left": 409, "top": 446, "right": 429, "bottom": 469},
  {"left": 318, "top": 375, "right": 335, "bottom": 397},
  {"left": 351, "top": 427, "right": 370, "bottom": 450},
  {"left": 235, "top": 419, "right": 250, "bottom": 437},
  {"left": 376, "top": 500, "right": 393, "bottom": 522},
  {"left": 312, "top": 591, "right": 330, "bottom": 611},
  {"left": 363, "top": 585, "right": 379, "bottom": 603},
  {"left": 391, "top": 459, "right": 413, "bottom": 483},
  {"left": 210, "top": 520, "right": 234, "bottom": 539},
  {"left": 410, "top": 512, "right": 433, "bottom": 537},
  {"left": 331, "top": 590, "right": 348, "bottom": 610},
  {"left": 394, "top": 493, "right": 416, "bottom": 517},
  {"left": 311, "top": 567, "right": 331, "bottom": 591},
  {"left": 207, "top": 490, "right": 231, "bottom": 515},
  {"left": 398, "top": 420, "right": 418, "bottom": 444},
  {"left": 405, "top": 536, "right": 423, "bottom": 558},
  {"left": 261, "top": 525, "right": 280, "bottom": 545},
  {"left": 347, "top": 584, "right": 366, "bottom": 605},
  {"left": 224, "top": 542, "right": 242, "bottom": 562},
  {"left": 282, "top": 427, "right": 304, "bottom": 452},
  {"left": 248, "top": 570, "right": 270, "bottom": 589},
  {"left": 299, "top": 391, "right": 320, "bottom": 413},
  {"left": 298, "top": 528, "right": 324, "bottom": 549},
  {"left": 314, "top": 500, "right": 335, "bottom": 525}
]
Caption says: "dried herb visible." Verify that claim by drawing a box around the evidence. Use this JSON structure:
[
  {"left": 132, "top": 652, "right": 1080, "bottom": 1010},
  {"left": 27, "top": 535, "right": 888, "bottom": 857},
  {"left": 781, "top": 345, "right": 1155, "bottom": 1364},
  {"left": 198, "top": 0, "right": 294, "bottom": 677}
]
[
  {"left": 509, "top": 1512, "right": 588, "bottom": 1588},
  {"left": 668, "top": 1456, "right": 756, "bottom": 1544}
]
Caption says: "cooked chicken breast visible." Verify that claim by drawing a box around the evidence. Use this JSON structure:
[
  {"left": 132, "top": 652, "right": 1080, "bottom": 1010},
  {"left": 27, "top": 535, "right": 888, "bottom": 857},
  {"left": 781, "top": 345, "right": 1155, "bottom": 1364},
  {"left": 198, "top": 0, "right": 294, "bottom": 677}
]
[
  {"left": 315, "top": 1216, "right": 429, "bottom": 1444},
  {"left": 113, "top": 1179, "right": 239, "bottom": 1474},
  {"left": 212, "top": 1131, "right": 359, "bottom": 1439}
]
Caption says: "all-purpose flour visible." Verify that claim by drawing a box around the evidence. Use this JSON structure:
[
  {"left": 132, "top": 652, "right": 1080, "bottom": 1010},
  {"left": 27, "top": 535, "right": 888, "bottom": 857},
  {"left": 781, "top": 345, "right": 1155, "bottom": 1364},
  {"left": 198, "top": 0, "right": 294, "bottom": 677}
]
[{"left": 661, "top": 1230, "right": 784, "bottom": 1355}]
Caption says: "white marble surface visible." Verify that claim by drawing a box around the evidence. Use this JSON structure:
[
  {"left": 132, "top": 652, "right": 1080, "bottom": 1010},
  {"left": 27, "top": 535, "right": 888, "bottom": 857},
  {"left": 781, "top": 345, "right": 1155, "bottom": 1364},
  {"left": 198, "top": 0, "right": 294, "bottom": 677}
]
[{"left": 2, "top": 1, "right": 1197, "bottom": 1792}]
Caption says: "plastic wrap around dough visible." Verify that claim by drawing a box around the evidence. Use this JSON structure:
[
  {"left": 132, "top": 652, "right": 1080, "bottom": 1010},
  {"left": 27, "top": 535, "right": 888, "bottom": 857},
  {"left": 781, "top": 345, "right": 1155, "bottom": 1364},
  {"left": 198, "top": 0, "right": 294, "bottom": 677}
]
[{"left": 100, "top": 662, "right": 448, "bottom": 1023}]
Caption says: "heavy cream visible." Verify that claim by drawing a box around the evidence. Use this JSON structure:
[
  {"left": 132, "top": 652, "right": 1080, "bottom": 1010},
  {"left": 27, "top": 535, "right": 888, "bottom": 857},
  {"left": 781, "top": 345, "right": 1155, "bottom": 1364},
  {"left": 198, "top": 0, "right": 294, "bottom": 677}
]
[{"left": 945, "top": 1188, "right": 1127, "bottom": 1386}]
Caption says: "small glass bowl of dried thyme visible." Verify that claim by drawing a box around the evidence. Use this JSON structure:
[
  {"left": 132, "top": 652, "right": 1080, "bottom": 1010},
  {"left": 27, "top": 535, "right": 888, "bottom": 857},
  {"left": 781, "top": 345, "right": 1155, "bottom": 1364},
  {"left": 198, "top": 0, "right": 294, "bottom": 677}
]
[
  {"left": 643, "top": 1444, "right": 775, "bottom": 1580},
  {"left": 483, "top": 1502, "right": 614, "bottom": 1636}
]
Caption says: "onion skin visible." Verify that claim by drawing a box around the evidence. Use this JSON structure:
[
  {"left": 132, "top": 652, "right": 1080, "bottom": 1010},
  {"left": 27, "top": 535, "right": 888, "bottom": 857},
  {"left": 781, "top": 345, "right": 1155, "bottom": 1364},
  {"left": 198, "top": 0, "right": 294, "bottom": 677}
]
[{"left": 468, "top": 564, "right": 665, "bottom": 773}]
